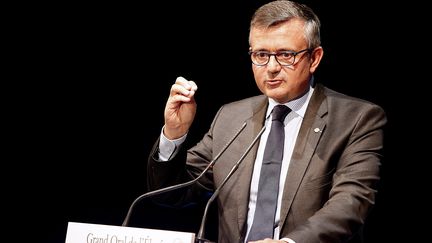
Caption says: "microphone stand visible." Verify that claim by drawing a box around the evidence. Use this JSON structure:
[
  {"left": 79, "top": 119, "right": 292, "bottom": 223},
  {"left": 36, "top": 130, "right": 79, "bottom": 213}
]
[
  {"left": 121, "top": 122, "right": 247, "bottom": 227},
  {"left": 195, "top": 125, "right": 266, "bottom": 243}
]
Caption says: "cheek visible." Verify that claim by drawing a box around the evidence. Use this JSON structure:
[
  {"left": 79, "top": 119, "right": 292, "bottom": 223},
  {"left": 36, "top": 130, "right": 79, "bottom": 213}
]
[
  {"left": 252, "top": 66, "right": 264, "bottom": 80},
  {"left": 252, "top": 67, "right": 265, "bottom": 87}
]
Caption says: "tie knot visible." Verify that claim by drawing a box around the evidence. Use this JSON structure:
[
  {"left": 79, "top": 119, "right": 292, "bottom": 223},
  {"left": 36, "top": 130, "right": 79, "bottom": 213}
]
[{"left": 272, "top": 105, "right": 291, "bottom": 122}]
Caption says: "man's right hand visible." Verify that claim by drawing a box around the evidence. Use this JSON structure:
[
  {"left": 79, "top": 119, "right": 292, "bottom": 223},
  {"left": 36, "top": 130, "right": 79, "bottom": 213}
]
[{"left": 163, "top": 76, "right": 198, "bottom": 140}]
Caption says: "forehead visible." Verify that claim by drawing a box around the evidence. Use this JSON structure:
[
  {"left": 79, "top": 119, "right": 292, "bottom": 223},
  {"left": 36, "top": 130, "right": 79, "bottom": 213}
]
[{"left": 250, "top": 19, "right": 306, "bottom": 50}]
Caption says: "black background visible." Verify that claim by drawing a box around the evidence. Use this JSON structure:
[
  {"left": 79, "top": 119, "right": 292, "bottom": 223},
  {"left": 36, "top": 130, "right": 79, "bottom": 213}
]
[{"left": 14, "top": 0, "right": 425, "bottom": 242}]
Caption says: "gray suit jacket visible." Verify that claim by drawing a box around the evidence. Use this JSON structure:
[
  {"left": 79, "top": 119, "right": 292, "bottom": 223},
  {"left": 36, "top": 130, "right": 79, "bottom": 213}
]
[{"left": 147, "top": 83, "right": 387, "bottom": 243}]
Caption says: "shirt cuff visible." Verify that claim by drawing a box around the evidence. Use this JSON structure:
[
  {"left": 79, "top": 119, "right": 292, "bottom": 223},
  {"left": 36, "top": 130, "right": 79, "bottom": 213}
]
[{"left": 158, "top": 126, "right": 187, "bottom": 161}]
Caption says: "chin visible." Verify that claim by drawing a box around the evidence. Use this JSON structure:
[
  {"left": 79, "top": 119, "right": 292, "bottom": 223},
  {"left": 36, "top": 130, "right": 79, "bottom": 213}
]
[{"left": 266, "top": 91, "right": 288, "bottom": 103}]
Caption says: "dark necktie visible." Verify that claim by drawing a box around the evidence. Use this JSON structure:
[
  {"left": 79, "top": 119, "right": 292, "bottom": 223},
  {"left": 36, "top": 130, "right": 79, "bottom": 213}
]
[{"left": 247, "top": 104, "right": 291, "bottom": 241}]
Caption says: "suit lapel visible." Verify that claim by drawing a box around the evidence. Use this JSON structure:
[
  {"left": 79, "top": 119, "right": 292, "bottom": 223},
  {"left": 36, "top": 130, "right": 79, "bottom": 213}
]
[
  {"left": 236, "top": 97, "right": 268, "bottom": 234},
  {"left": 279, "top": 84, "right": 328, "bottom": 229}
]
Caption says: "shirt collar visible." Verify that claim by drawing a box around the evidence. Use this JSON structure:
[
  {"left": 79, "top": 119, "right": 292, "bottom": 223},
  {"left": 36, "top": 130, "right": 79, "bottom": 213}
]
[{"left": 266, "top": 78, "right": 315, "bottom": 119}]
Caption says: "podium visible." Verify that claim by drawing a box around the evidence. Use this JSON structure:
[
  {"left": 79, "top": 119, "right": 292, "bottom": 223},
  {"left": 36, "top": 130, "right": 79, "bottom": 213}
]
[{"left": 65, "top": 221, "right": 195, "bottom": 243}]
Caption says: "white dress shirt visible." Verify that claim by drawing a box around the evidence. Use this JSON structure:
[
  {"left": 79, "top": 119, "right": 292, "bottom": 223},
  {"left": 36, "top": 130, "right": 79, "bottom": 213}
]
[{"left": 245, "top": 86, "right": 314, "bottom": 242}]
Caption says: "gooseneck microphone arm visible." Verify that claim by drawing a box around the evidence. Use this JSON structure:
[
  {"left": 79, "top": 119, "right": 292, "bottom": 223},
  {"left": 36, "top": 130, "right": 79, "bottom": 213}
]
[
  {"left": 196, "top": 125, "right": 267, "bottom": 243},
  {"left": 121, "top": 122, "right": 247, "bottom": 227}
]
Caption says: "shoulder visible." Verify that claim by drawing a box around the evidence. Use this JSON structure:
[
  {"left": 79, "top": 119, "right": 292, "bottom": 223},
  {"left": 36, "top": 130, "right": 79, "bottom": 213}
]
[
  {"left": 222, "top": 94, "right": 267, "bottom": 109},
  {"left": 319, "top": 84, "right": 385, "bottom": 115},
  {"left": 211, "top": 94, "right": 267, "bottom": 124},
  {"left": 309, "top": 85, "right": 387, "bottom": 130}
]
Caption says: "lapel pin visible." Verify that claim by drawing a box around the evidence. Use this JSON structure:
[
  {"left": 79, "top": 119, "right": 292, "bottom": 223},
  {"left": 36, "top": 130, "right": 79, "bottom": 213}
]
[{"left": 314, "top": 128, "right": 321, "bottom": 133}]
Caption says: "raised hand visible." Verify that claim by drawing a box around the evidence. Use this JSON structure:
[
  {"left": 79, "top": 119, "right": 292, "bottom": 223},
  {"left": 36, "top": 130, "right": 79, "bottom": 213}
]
[{"left": 163, "top": 76, "right": 198, "bottom": 139}]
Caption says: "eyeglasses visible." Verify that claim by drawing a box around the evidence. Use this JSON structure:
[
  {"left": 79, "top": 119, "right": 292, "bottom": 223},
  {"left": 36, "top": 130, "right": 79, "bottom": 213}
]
[{"left": 249, "top": 48, "right": 311, "bottom": 66}]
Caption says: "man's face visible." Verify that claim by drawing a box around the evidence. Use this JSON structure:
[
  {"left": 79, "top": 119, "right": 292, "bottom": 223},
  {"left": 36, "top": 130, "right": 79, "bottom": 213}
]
[{"left": 249, "top": 19, "right": 321, "bottom": 103}]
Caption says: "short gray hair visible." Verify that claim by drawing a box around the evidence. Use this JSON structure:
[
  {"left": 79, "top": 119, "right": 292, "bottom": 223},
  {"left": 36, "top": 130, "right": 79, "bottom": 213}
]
[{"left": 250, "top": 0, "right": 321, "bottom": 49}]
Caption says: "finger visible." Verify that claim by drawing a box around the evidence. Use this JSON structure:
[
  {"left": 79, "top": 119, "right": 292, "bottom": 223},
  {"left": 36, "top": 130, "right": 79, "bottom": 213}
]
[
  {"left": 175, "top": 76, "right": 191, "bottom": 89},
  {"left": 188, "top": 80, "right": 198, "bottom": 91},
  {"left": 171, "top": 80, "right": 198, "bottom": 98},
  {"left": 170, "top": 83, "right": 192, "bottom": 97},
  {"left": 176, "top": 76, "right": 198, "bottom": 92},
  {"left": 168, "top": 92, "right": 193, "bottom": 104},
  {"left": 183, "top": 80, "right": 197, "bottom": 99}
]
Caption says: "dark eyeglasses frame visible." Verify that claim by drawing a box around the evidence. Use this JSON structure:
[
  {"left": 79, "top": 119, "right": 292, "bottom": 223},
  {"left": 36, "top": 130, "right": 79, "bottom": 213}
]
[{"left": 248, "top": 48, "right": 312, "bottom": 66}]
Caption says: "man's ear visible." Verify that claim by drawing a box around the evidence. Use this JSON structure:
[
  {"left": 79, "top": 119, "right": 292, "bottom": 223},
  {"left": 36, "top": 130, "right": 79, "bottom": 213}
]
[{"left": 310, "top": 46, "right": 323, "bottom": 73}]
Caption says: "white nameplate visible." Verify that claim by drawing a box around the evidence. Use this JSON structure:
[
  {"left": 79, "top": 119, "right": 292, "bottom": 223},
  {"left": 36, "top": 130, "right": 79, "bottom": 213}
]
[{"left": 65, "top": 221, "right": 195, "bottom": 243}]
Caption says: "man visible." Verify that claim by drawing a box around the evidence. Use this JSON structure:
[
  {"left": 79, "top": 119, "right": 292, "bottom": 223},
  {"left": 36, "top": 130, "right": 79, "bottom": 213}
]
[{"left": 147, "top": 1, "right": 386, "bottom": 242}]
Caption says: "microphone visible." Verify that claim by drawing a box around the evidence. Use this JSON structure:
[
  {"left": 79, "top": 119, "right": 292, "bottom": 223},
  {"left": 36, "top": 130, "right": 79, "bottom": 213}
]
[
  {"left": 121, "top": 121, "right": 247, "bottom": 227},
  {"left": 195, "top": 124, "right": 267, "bottom": 243}
]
